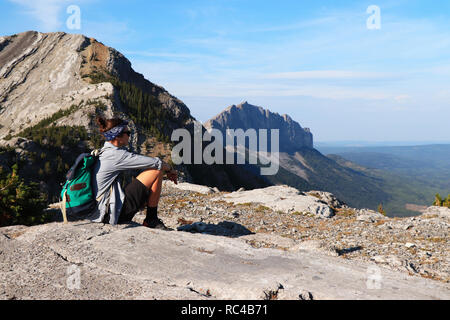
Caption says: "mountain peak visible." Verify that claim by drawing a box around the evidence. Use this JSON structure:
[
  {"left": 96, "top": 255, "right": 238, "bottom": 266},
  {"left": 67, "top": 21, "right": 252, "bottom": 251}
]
[
  {"left": 205, "top": 102, "right": 313, "bottom": 151},
  {"left": 0, "top": 31, "right": 193, "bottom": 139}
]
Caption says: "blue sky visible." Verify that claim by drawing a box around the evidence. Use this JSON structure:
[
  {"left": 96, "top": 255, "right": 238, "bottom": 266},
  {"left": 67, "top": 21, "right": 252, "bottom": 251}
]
[{"left": 1, "top": 0, "right": 450, "bottom": 142}]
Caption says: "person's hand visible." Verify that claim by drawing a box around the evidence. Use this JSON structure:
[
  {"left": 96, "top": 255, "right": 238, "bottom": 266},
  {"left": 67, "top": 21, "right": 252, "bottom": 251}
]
[
  {"left": 161, "top": 162, "right": 172, "bottom": 172},
  {"left": 167, "top": 169, "right": 178, "bottom": 185}
]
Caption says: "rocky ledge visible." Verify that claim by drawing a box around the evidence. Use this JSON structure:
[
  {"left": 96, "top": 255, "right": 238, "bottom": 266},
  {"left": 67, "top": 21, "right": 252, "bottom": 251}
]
[
  {"left": 1, "top": 182, "right": 448, "bottom": 300},
  {"left": 152, "top": 182, "right": 449, "bottom": 284}
]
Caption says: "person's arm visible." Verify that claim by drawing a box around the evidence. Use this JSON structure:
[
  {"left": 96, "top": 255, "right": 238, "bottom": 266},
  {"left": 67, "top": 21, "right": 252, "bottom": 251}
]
[
  {"left": 115, "top": 151, "right": 164, "bottom": 171},
  {"left": 115, "top": 150, "right": 178, "bottom": 183}
]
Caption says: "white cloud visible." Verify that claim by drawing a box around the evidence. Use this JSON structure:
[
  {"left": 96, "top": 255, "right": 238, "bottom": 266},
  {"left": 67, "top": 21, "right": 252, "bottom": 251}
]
[
  {"left": 245, "top": 16, "right": 339, "bottom": 33},
  {"left": 8, "top": 0, "right": 95, "bottom": 32},
  {"left": 9, "top": 0, "right": 73, "bottom": 31},
  {"left": 393, "top": 95, "right": 411, "bottom": 103},
  {"left": 81, "top": 19, "right": 133, "bottom": 46},
  {"left": 125, "top": 51, "right": 213, "bottom": 61},
  {"left": 143, "top": 79, "right": 397, "bottom": 101},
  {"left": 132, "top": 59, "right": 413, "bottom": 102},
  {"left": 262, "top": 70, "right": 401, "bottom": 80},
  {"left": 8, "top": 0, "right": 130, "bottom": 46}
]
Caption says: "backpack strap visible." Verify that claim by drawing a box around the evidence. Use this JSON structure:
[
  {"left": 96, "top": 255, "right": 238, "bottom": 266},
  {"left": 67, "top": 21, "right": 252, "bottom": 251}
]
[
  {"left": 91, "top": 149, "right": 102, "bottom": 157},
  {"left": 61, "top": 189, "right": 68, "bottom": 224}
]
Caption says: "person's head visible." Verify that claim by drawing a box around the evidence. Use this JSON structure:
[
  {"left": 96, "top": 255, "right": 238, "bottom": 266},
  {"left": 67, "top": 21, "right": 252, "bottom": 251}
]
[{"left": 96, "top": 117, "right": 131, "bottom": 147}]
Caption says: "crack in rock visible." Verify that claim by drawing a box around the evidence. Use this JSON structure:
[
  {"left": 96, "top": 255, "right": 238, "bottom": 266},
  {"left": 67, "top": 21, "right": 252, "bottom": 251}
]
[
  {"left": 263, "top": 283, "right": 284, "bottom": 300},
  {"left": 86, "top": 230, "right": 112, "bottom": 241},
  {"left": 187, "top": 286, "right": 213, "bottom": 298}
]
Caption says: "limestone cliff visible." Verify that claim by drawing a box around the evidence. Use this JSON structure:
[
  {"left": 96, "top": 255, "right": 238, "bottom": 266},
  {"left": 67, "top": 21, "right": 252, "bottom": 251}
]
[
  {"left": 0, "top": 31, "right": 192, "bottom": 141},
  {"left": 204, "top": 101, "right": 313, "bottom": 151}
]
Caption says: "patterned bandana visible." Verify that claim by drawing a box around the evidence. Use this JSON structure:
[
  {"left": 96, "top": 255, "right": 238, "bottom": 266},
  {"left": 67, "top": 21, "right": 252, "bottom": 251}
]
[{"left": 102, "top": 121, "right": 129, "bottom": 141}]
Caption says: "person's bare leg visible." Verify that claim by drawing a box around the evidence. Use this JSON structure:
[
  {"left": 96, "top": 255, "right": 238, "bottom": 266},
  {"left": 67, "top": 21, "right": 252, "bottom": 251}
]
[
  {"left": 136, "top": 169, "right": 164, "bottom": 207},
  {"left": 148, "top": 170, "right": 163, "bottom": 207},
  {"left": 136, "top": 169, "right": 170, "bottom": 229},
  {"left": 136, "top": 169, "right": 162, "bottom": 188}
]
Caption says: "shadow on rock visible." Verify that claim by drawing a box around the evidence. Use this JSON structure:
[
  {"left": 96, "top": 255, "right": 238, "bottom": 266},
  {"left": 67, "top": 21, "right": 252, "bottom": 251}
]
[
  {"left": 48, "top": 208, "right": 97, "bottom": 224},
  {"left": 336, "top": 246, "right": 363, "bottom": 256},
  {"left": 177, "top": 221, "right": 254, "bottom": 238}
]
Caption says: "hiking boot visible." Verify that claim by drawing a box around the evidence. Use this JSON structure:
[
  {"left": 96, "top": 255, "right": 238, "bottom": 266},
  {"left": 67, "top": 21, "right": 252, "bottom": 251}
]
[{"left": 143, "top": 218, "right": 172, "bottom": 231}]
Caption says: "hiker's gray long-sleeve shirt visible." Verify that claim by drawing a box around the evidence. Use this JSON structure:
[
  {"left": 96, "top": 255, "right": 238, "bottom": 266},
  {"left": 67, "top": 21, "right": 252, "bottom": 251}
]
[{"left": 89, "top": 141, "right": 163, "bottom": 225}]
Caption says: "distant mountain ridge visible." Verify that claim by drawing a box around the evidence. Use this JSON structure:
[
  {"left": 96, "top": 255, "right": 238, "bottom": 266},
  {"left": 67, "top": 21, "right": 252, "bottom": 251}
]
[
  {"left": 204, "top": 102, "right": 392, "bottom": 212},
  {"left": 324, "top": 145, "right": 450, "bottom": 215},
  {"left": 204, "top": 101, "right": 313, "bottom": 152},
  {"left": 318, "top": 144, "right": 450, "bottom": 169}
]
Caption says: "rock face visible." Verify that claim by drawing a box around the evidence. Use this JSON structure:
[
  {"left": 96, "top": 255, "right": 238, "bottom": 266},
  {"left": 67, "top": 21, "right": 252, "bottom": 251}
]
[
  {"left": 164, "top": 180, "right": 218, "bottom": 195},
  {"left": 215, "top": 185, "right": 336, "bottom": 218},
  {"left": 1, "top": 32, "right": 95, "bottom": 137},
  {"left": 204, "top": 101, "right": 313, "bottom": 151},
  {"left": 1, "top": 221, "right": 449, "bottom": 300},
  {"left": 0, "top": 31, "right": 192, "bottom": 139}
]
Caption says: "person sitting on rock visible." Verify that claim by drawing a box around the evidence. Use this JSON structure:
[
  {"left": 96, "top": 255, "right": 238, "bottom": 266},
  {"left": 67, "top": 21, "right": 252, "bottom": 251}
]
[{"left": 91, "top": 116, "right": 178, "bottom": 230}]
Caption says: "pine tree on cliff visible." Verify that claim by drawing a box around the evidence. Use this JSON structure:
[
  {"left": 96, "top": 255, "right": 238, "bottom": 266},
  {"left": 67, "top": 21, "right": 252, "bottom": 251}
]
[
  {"left": 0, "top": 164, "right": 48, "bottom": 226},
  {"left": 433, "top": 194, "right": 443, "bottom": 206},
  {"left": 443, "top": 195, "right": 450, "bottom": 208},
  {"left": 377, "top": 203, "right": 386, "bottom": 216}
]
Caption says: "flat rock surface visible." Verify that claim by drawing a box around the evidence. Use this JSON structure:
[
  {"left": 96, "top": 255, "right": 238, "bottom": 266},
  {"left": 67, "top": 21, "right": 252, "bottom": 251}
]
[
  {"left": 215, "top": 185, "right": 335, "bottom": 218},
  {"left": 164, "top": 180, "right": 215, "bottom": 194},
  {"left": 422, "top": 206, "right": 450, "bottom": 218},
  {"left": 1, "top": 221, "right": 448, "bottom": 300},
  {"left": 158, "top": 182, "right": 450, "bottom": 284}
]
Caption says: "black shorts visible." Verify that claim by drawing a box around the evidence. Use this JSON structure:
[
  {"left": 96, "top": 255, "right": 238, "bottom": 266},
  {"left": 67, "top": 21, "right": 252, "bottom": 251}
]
[{"left": 117, "top": 178, "right": 149, "bottom": 223}]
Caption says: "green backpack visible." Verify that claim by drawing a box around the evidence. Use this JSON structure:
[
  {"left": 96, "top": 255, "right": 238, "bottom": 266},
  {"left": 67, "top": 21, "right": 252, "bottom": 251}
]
[{"left": 60, "top": 150, "right": 104, "bottom": 223}]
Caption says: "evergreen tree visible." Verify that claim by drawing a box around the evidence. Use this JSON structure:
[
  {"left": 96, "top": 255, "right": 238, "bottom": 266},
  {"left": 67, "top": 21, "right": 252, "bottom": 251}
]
[
  {"left": 0, "top": 164, "right": 48, "bottom": 226},
  {"left": 44, "top": 161, "right": 52, "bottom": 176},
  {"left": 443, "top": 195, "right": 450, "bottom": 208},
  {"left": 377, "top": 203, "right": 386, "bottom": 216},
  {"left": 433, "top": 193, "right": 443, "bottom": 206}
]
